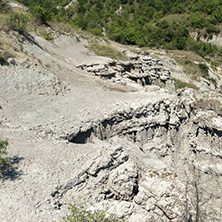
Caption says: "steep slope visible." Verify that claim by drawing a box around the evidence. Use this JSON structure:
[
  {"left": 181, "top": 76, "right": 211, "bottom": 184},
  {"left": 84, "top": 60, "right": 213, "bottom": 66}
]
[{"left": 0, "top": 3, "right": 222, "bottom": 222}]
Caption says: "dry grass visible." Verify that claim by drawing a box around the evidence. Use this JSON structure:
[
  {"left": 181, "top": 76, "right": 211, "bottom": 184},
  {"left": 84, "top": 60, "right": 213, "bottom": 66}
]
[
  {"left": 0, "top": 13, "right": 9, "bottom": 28},
  {"left": 171, "top": 77, "right": 198, "bottom": 90},
  {"left": 167, "top": 50, "right": 206, "bottom": 80},
  {"left": 163, "top": 13, "right": 188, "bottom": 24},
  {"left": 169, "top": 50, "right": 205, "bottom": 62},
  {"left": 88, "top": 40, "right": 128, "bottom": 60},
  {"left": 0, "top": 34, "right": 16, "bottom": 57}
]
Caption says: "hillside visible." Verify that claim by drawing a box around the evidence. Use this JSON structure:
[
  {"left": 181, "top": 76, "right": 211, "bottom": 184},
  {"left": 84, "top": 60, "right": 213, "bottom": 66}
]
[
  {"left": 15, "top": 0, "right": 222, "bottom": 52},
  {"left": 0, "top": 1, "right": 222, "bottom": 222}
]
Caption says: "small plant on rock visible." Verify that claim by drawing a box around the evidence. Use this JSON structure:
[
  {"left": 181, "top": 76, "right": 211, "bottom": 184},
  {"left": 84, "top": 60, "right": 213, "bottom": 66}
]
[
  {"left": 0, "top": 53, "right": 5, "bottom": 64},
  {"left": 42, "top": 32, "right": 54, "bottom": 41},
  {"left": 198, "top": 63, "right": 209, "bottom": 78},
  {"left": 63, "top": 198, "right": 123, "bottom": 222},
  {"left": 0, "top": 140, "right": 10, "bottom": 177}
]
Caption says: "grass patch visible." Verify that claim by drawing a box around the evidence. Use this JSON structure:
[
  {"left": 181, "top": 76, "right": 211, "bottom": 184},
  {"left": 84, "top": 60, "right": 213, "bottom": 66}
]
[
  {"left": 170, "top": 49, "right": 205, "bottom": 62},
  {"left": 171, "top": 78, "right": 198, "bottom": 90},
  {"left": 168, "top": 50, "right": 211, "bottom": 80},
  {"left": 198, "top": 63, "right": 217, "bottom": 85},
  {"left": 173, "top": 56, "right": 201, "bottom": 80},
  {"left": 88, "top": 40, "right": 128, "bottom": 60},
  {"left": 207, "top": 77, "right": 217, "bottom": 85},
  {"left": 0, "top": 13, "right": 8, "bottom": 27},
  {"left": 163, "top": 13, "right": 188, "bottom": 24}
]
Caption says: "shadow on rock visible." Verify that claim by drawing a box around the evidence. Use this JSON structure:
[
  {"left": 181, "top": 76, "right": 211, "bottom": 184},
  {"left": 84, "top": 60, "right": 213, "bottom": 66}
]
[{"left": 1, "top": 156, "right": 24, "bottom": 181}]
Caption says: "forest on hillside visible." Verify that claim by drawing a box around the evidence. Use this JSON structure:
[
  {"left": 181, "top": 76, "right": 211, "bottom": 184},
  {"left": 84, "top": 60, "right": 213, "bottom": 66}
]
[{"left": 16, "top": 0, "right": 222, "bottom": 57}]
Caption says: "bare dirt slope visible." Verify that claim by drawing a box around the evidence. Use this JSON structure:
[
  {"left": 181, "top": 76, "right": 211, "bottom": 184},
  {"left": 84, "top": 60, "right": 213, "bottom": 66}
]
[
  {"left": 0, "top": 31, "right": 171, "bottom": 222},
  {"left": 0, "top": 30, "right": 222, "bottom": 222}
]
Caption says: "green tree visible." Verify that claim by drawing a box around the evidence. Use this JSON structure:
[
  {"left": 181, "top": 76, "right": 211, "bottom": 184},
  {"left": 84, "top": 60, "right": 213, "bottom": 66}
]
[{"left": 33, "top": 5, "right": 53, "bottom": 24}]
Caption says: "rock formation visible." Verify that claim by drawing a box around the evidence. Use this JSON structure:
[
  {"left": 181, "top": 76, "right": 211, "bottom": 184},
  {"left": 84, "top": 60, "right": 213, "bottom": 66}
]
[
  {"left": 0, "top": 30, "right": 221, "bottom": 222},
  {"left": 52, "top": 89, "right": 222, "bottom": 222},
  {"left": 76, "top": 51, "right": 174, "bottom": 92}
]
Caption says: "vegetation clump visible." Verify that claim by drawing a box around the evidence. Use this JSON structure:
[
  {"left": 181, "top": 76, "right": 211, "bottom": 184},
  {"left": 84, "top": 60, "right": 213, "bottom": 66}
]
[
  {"left": 0, "top": 140, "right": 10, "bottom": 177},
  {"left": 41, "top": 32, "right": 54, "bottom": 41},
  {"left": 198, "top": 63, "right": 209, "bottom": 78},
  {"left": 88, "top": 40, "right": 128, "bottom": 60},
  {"left": 171, "top": 78, "right": 198, "bottom": 90},
  {"left": 0, "top": 53, "right": 5, "bottom": 64},
  {"left": 8, "top": 13, "right": 29, "bottom": 33},
  {"left": 63, "top": 199, "right": 123, "bottom": 222}
]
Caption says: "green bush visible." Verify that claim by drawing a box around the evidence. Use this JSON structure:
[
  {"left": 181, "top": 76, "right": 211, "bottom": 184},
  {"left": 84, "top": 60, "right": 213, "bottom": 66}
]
[
  {"left": 0, "top": 0, "right": 9, "bottom": 11},
  {"left": 63, "top": 201, "right": 123, "bottom": 222},
  {"left": 189, "top": 13, "right": 206, "bottom": 29},
  {"left": 0, "top": 140, "right": 10, "bottom": 176},
  {"left": 0, "top": 53, "right": 5, "bottom": 64},
  {"left": 206, "top": 24, "right": 219, "bottom": 34},
  {"left": 42, "top": 32, "right": 54, "bottom": 40},
  {"left": 0, "top": 0, "right": 3, "bottom": 10},
  {"left": 9, "top": 13, "right": 29, "bottom": 33},
  {"left": 198, "top": 63, "right": 209, "bottom": 78},
  {"left": 32, "top": 5, "right": 53, "bottom": 24}
]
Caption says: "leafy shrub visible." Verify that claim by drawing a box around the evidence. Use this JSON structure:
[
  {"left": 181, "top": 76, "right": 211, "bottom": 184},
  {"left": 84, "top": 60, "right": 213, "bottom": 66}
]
[
  {"left": 33, "top": 5, "right": 53, "bottom": 24},
  {"left": 0, "top": 0, "right": 9, "bottom": 12},
  {"left": 0, "top": 53, "right": 5, "bottom": 64},
  {"left": 0, "top": 140, "right": 10, "bottom": 176},
  {"left": 0, "top": 0, "right": 4, "bottom": 10},
  {"left": 189, "top": 13, "right": 206, "bottom": 29},
  {"left": 63, "top": 200, "right": 123, "bottom": 222},
  {"left": 206, "top": 24, "right": 219, "bottom": 34},
  {"left": 42, "top": 32, "right": 54, "bottom": 41},
  {"left": 156, "top": 19, "right": 169, "bottom": 29},
  {"left": 210, "top": 60, "right": 219, "bottom": 70},
  {"left": 88, "top": 26, "right": 103, "bottom": 36},
  {"left": 9, "top": 13, "right": 29, "bottom": 33},
  {"left": 198, "top": 63, "right": 209, "bottom": 78}
]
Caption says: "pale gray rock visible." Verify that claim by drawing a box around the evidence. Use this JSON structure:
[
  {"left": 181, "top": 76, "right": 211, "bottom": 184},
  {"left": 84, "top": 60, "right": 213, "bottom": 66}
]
[
  {"left": 107, "top": 162, "right": 138, "bottom": 200},
  {"left": 0, "top": 29, "right": 222, "bottom": 222}
]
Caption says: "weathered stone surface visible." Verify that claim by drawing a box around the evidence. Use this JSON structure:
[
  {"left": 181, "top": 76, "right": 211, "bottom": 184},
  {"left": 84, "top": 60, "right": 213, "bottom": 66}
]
[
  {"left": 107, "top": 162, "right": 138, "bottom": 200},
  {"left": 76, "top": 50, "right": 173, "bottom": 91},
  {"left": 0, "top": 30, "right": 222, "bottom": 222}
]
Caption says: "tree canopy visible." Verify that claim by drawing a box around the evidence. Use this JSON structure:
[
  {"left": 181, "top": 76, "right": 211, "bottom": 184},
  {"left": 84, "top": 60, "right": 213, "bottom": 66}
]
[{"left": 16, "top": 0, "right": 222, "bottom": 56}]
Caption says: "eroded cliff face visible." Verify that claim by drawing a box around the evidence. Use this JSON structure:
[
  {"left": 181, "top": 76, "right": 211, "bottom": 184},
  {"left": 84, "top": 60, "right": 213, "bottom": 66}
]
[
  {"left": 76, "top": 50, "right": 174, "bottom": 92},
  {"left": 51, "top": 89, "right": 222, "bottom": 222},
  {"left": 0, "top": 30, "right": 221, "bottom": 222}
]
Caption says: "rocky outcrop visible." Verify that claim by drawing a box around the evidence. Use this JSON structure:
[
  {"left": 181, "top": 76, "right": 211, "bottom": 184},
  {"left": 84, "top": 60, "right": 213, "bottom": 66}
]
[
  {"left": 1, "top": 29, "right": 221, "bottom": 222},
  {"left": 76, "top": 51, "right": 174, "bottom": 91},
  {"left": 51, "top": 89, "right": 222, "bottom": 222}
]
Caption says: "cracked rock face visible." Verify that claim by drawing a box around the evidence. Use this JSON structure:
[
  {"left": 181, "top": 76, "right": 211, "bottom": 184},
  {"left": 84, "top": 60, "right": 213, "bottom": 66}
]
[
  {"left": 76, "top": 51, "right": 174, "bottom": 92},
  {"left": 50, "top": 89, "right": 222, "bottom": 222},
  {"left": 0, "top": 31, "right": 221, "bottom": 222}
]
